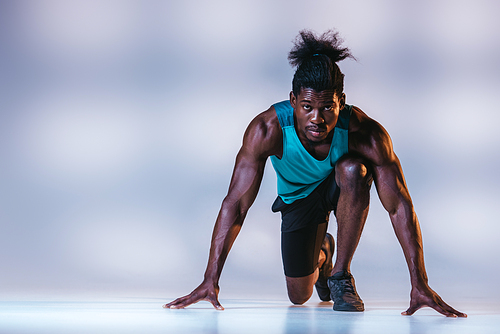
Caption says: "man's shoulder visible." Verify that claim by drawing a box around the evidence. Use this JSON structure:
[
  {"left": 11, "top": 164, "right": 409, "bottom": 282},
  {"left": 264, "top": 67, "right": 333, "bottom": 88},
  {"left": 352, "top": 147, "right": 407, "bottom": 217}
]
[
  {"left": 348, "top": 105, "right": 385, "bottom": 136},
  {"left": 348, "top": 105, "right": 394, "bottom": 165},
  {"left": 249, "top": 104, "right": 281, "bottom": 132},
  {"left": 241, "top": 104, "right": 282, "bottom": 158}
]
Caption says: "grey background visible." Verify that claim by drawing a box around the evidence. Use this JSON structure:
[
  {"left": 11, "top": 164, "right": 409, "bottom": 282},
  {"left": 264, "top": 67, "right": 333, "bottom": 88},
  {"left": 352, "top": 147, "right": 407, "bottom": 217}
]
[{"left": 1, "top": 0, "right": 499, "bottom": 306}]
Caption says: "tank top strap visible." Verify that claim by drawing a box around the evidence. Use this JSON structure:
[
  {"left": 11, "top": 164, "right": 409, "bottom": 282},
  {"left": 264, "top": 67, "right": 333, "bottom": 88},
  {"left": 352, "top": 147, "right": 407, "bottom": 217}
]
[
  {"left": 336, "top": 104, "right": 352, "bottom": 130},
  {"left": 272, "top": 100, "right": 294, "bottom": 128}
]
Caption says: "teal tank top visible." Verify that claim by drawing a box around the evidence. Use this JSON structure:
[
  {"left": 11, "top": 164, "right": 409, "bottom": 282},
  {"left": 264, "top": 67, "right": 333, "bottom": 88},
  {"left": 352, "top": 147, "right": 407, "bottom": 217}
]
[{"left": 270, "top": 100, "right": 351, "bottom": 204}]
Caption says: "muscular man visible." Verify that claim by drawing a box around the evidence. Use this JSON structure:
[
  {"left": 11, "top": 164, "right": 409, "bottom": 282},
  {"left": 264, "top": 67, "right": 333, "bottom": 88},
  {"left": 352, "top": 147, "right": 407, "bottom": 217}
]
[{"left": 165, "top": 30, "right": 466, "bottom": 317}]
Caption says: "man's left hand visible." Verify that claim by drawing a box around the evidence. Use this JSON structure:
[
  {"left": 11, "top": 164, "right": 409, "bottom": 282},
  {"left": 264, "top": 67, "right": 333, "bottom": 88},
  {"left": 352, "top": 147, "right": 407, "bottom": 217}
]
[{"left": 402, "top": 283, "right": 467, "bottom": 317}]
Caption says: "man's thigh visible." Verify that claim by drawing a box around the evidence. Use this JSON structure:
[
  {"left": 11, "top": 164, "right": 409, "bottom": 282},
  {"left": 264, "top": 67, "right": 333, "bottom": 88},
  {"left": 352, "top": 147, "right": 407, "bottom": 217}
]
[{"left": 281, "top": 222, "right": 328, "bottom": 277}]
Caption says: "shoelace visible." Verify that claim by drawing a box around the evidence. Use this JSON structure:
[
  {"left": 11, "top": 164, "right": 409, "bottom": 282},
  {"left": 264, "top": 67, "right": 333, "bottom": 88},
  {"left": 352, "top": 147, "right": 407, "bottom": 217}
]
[{"left": 333, "top": 278, "right": 355, "bottom": 294}]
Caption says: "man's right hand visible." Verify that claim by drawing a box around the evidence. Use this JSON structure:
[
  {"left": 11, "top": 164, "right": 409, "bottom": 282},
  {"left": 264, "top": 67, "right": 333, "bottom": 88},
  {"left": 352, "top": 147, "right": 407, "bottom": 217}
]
[{"left": 163, "top": 281, "right": 224, "bottom": 310}]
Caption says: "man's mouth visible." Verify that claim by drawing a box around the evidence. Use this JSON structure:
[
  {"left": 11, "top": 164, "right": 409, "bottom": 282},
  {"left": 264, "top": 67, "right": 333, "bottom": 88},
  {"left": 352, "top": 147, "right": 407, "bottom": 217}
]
[{"left": 306, "top": 126, "right": 326, "bottom": 137}]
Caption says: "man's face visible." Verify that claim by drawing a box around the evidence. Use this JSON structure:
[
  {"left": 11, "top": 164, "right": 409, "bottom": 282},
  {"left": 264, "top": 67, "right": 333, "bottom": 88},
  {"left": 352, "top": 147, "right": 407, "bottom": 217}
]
[{"left": 290, "top": 88, "right": 345, "bottom": 143}]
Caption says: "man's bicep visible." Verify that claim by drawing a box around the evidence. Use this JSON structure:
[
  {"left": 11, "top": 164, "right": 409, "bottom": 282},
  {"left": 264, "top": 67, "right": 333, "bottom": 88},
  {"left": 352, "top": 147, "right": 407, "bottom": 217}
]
[
  {"left": 224, "top": 149, "right": 267, "bottom": 213},
  {"left": 365, "top": 125, "right": 412, "bottom": 214},
  {"left": 223, "top": 109, "right": 276, "bottom": 211}
]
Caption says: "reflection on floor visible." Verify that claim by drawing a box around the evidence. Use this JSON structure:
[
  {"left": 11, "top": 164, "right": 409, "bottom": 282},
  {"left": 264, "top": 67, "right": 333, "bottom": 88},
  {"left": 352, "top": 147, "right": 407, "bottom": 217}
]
[{"left": 0, "top": 298, "right": 497, "bottom": 334}]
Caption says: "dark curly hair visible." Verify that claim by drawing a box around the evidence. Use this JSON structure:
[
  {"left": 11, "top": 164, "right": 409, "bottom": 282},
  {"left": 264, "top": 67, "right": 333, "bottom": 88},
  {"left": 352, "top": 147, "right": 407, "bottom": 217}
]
[{"left": 288, "top": 30, "right": 354, "bottom": 97}]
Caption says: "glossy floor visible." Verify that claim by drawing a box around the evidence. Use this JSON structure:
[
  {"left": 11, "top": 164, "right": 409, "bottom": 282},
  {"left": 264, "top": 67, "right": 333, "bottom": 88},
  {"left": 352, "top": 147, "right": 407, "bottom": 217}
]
[{"left": 0, "top": 298, "right": 497, "bottom": 334}]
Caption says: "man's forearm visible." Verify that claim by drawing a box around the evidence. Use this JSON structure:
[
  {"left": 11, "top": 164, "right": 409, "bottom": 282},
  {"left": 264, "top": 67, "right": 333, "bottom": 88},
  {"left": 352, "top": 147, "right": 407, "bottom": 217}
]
[
  {"left": 203, "top": 198, "right": 247, "bottom": 283},
  {"left": 389, "top": 202, "right": 429, "bottom": 287}
]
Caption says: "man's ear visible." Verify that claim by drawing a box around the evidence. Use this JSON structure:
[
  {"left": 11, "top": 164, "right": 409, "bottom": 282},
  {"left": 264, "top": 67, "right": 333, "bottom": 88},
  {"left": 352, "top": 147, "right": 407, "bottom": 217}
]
[
  {"left": 289, "top": 91, "right": 296, "bottom": 108},
  {"left": 339, "top": 93, "right": 346, "bottom": 110}
]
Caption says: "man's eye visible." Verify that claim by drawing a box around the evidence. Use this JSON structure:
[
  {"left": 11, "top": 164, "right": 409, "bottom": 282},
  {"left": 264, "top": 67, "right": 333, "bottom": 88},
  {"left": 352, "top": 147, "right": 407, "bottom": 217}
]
[{"left": 324, "top": 106, "right": 332, "bottom": 111}]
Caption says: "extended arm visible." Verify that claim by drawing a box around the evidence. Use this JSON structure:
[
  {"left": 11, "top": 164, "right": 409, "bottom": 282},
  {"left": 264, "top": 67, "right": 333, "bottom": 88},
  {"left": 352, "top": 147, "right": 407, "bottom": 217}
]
[
  {"left": 164, "top": 110, "right": 279, "bottom": 310},
  {"left": 351, "top": 111, "right": 466, "bottom": 317}
]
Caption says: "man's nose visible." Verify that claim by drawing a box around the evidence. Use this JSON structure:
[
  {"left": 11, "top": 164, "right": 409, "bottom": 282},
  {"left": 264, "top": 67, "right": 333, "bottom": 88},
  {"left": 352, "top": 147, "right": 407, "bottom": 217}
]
[{"left": 310, "top": 110, "right": 324, "bottom": 124}]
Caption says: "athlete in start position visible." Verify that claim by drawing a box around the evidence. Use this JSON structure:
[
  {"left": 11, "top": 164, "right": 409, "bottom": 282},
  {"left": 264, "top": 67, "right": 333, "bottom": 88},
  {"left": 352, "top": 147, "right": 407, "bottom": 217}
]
[{"left": 165, "top": 30, "right": 466, "bottom": 317}]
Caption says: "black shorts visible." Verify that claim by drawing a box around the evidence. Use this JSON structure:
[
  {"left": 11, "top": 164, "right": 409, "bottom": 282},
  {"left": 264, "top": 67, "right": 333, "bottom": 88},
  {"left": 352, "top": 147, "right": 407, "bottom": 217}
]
[{"left": 272, "top": 171, "right": 340, "bottom": 277}]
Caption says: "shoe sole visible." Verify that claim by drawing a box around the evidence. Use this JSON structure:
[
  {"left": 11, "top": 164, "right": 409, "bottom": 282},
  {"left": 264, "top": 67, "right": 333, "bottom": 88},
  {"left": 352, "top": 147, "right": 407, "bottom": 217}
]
[{"left": 333, "top": 304, "right": 365, "bottom": 312}]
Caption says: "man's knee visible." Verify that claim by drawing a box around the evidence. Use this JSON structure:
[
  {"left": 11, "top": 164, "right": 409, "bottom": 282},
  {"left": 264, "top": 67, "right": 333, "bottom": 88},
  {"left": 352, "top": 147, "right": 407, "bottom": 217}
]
[
  {"left": 288, "top": 291, "right": 310, "bottom": 305},
  {"left": 335, "top": 156, "right": 373, "bottom": 189},
  {"left": 285, "top": 275, "right": 315, "bottom": 305}
]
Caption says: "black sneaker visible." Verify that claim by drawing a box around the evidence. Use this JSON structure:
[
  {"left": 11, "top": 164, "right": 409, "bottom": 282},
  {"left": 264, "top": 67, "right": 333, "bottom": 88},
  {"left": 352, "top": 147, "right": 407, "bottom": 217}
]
[
  {"left": 315, "top": 233, "right": 335, "bottom": 301},
  {"left": 327, "top": 270, "right": 364, "bottom": 311}
]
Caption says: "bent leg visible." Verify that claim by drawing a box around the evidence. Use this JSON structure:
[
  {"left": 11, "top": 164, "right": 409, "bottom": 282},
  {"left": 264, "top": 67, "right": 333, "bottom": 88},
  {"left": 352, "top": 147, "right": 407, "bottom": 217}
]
[
  {"left": 332, "top": 156, "right": 373, "bottom": 275},
  {"left": 282, "top": 222, "right": 327, "bottom": 304}
]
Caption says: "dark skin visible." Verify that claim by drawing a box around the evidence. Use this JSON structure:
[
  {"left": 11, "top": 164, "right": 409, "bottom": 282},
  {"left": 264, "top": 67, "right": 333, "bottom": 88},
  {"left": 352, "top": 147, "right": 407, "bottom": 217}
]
[{"left": 164, "top": 88, "right": 467, "bottom": 317}]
